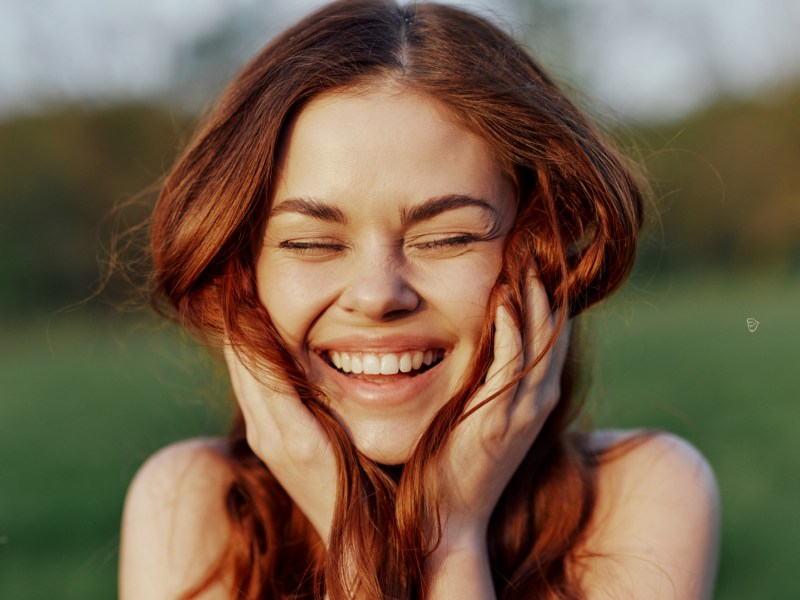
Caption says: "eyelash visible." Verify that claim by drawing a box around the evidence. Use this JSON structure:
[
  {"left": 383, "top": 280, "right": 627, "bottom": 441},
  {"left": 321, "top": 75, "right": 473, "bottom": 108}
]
[
  {"left": 411, "top": 233, "right": 482, "bottom": 250},
  {"left": 278, "top": 233, "right": 484, "bottom": 256},
  {"left": 278, "top": 240, "right": 347, "bottom": 254}
]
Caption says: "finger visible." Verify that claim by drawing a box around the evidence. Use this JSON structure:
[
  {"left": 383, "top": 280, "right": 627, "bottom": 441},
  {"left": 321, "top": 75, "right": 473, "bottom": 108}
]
[
  {"left": 515, "top": 275, "right": 571, "bottom": 412},
  {"left": 224, "top": 341, "right": 296, "bottom": 396},
  {"left": 486, "top": 304, "right": 523, "bottom": 387},
  {"left": 548, "top": 316, "right": 572, "bottom": 383},
  {"left": 223, "top": 344, "right": 329, "bottom": 449},
  {"left": 223, "top": 344, "right": 282, "bottom": 448},
  {"left": 465, "top": 304, "right": 522, "bottom": 412},
  {"left": 522, "top": 275, "right": 555, "bottom": 368}
]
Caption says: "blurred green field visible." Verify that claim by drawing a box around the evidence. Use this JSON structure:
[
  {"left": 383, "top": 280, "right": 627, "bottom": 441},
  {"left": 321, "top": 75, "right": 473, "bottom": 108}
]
[{"left": 1, "top": 274, "right": 798, "bottom": 599}]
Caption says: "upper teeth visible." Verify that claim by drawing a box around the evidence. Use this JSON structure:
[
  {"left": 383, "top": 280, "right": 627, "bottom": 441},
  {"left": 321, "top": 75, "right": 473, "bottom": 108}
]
[{"left": 328, "top": 350, "right": 441, "bottom": 375}]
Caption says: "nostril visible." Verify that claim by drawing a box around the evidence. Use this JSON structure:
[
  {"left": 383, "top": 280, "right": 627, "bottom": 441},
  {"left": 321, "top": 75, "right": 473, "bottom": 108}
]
[{"left": 383, "top": 306, "right": 418, "bottom": 321}]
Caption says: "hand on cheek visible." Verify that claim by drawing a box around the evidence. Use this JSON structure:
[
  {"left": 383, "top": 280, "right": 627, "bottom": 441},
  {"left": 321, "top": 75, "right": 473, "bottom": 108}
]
[
  {"left": 223, "top": 344, "right": 337, "bottom": 545},
  {"left": 427, "top": 276, "right": 571, "bottom": 549}
]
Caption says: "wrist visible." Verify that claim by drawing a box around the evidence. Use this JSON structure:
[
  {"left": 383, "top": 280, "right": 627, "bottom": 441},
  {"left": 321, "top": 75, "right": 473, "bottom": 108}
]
[
  {"left": 426, "top": 525, "right": 496, "bottom": 599},
  {"left": 429, "top": 523, "right": 488, "bottom": 568}
]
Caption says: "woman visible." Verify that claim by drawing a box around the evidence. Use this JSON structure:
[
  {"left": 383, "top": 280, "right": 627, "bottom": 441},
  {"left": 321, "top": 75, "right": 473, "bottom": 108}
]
[{"left": 119, "top": 1, "right": 719, "bottom": 598}]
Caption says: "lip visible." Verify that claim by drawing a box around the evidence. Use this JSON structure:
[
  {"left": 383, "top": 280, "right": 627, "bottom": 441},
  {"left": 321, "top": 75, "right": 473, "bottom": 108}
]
[{"left": 311, "top": 334, "right": 452, "bottom": 354}]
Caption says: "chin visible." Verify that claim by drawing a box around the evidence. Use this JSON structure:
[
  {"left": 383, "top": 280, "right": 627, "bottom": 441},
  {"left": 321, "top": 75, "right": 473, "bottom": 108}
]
[
  {"left": 340, "top": 419, "right": 427, "bottom": 466},
  {"left": 357, "top": 443, "right": 413, "bottom": 466}
]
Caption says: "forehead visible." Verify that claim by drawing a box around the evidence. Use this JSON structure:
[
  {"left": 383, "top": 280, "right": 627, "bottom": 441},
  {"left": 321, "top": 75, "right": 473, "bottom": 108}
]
[
  {"left": 272, "top": 86, "right": 513, "bottom": 210},
  {"left": 289, "top": 86, "right": 475, "bottom": 155}
]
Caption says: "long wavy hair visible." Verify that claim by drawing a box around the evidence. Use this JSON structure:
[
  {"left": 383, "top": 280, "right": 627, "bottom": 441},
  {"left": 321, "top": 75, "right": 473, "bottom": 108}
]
[{"left": 149, "top": 0, "right": 644, "bottom": 597}]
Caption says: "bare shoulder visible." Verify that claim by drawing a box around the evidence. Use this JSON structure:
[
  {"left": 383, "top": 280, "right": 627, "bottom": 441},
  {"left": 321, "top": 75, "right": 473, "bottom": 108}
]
[
  {"left": 576, "top": 430, "right": 720, "bottom": 599},
  {"left": 119, "top": 438, "right": 235, "bottom": 600}
]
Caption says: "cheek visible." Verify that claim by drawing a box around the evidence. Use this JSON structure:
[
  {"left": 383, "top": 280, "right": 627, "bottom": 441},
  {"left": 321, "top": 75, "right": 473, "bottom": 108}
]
[
  {"left": 416, "top": 250, "right": 503, "bottom": 332},
  {"left": 256, "top": 259, "right": 337, "bottom": 350}
]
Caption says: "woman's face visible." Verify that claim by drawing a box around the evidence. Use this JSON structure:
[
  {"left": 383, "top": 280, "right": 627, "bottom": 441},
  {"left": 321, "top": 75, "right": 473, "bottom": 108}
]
[{"left": 256, "top": 86, "right": 516, "bottom": 464}]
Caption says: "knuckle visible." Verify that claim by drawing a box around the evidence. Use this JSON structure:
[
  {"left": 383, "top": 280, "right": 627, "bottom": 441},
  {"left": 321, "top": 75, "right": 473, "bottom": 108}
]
[
  {"left": 245, "top": 428, "right": 266, "bottom": 458},
  {"left": 543, "top": 381, "right": 561, "bottom": 410},
  {"left": 479, "top": 411, "right": 512, "bottom": 445}
]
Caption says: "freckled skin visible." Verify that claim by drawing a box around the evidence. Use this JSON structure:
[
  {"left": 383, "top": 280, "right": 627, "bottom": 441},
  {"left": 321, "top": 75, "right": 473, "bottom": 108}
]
[{"left": 257, "top": 86, "right": 516, "bottom": 464}]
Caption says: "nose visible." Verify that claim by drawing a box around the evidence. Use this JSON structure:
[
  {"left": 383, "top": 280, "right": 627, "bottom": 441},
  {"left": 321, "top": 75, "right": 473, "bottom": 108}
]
[{"left": 337, "top": 251, "right": 420, "bottom": 321}]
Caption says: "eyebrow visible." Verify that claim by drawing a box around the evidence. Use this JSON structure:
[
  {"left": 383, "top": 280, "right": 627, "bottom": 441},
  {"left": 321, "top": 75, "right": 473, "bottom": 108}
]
[
  {"left": 400, "top": 194, "right": 496, "bottom": 226},
  {"left": 268, "top": 194, "right": 496, "bottom": 226},
  {"left": 269, "top": 197, "right": 349, "bottom": 223}
]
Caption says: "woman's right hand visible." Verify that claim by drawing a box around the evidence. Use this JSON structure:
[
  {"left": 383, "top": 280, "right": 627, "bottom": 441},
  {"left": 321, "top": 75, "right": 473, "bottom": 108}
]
[{"left": 223, "top": 345, "right": 337, "bottom": 545}]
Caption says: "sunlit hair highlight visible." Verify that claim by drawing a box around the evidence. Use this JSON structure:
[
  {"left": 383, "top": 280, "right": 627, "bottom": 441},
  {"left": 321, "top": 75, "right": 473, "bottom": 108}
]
[{"left": 150, "top": 1, "right": 644, "bottom": 598}]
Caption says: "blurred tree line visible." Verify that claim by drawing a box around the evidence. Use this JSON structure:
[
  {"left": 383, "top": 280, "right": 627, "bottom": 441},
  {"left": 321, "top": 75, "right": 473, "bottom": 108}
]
[
  {"left": 1, "top": 82, "right": 798, "bottom": 318},
  {"left": 0, "top": 104, "right": 193, "bottom": 317},
  {"left": 632, "top": 85, "right": 800, "bottom": 276}
]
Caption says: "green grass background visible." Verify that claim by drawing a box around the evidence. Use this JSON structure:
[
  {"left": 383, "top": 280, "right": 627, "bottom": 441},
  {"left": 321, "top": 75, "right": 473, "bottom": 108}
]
[{"left": 1, "top": 273, "right": 798, "bottom": 599}]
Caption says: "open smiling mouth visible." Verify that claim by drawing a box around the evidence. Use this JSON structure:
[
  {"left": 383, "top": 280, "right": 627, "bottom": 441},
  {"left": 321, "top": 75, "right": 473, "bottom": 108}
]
[{"left": 318, "top": 349, "right": 445, "bottom": 380}]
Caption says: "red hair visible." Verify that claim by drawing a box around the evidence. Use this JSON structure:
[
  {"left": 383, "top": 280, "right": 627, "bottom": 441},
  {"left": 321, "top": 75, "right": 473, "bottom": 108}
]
[{"left": 149, "top": 1, "right": 644, "bottom": 597}]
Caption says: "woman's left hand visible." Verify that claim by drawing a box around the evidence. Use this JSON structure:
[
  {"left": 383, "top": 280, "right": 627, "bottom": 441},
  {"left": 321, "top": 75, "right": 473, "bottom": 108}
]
[{"left": 429, "top": 276, "right": 571, "bottom": 550}]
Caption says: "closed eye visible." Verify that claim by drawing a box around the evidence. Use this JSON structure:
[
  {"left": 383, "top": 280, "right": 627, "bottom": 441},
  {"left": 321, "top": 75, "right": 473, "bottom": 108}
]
[
  {"left": 409, "top": 233, "right": 484, "bottom": 252},
  {"left": 278, "top": 239, "right": 348, "bottom": 256}
]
